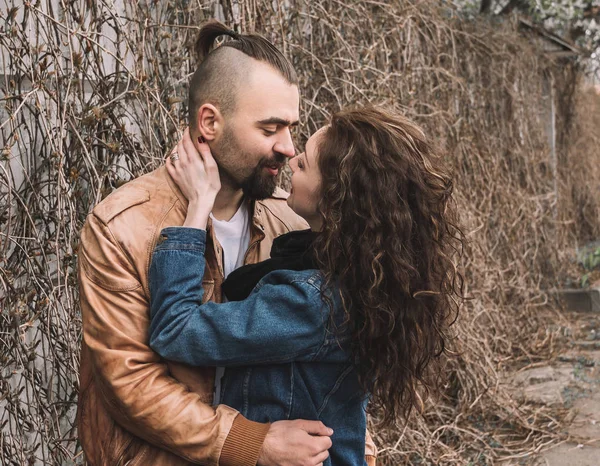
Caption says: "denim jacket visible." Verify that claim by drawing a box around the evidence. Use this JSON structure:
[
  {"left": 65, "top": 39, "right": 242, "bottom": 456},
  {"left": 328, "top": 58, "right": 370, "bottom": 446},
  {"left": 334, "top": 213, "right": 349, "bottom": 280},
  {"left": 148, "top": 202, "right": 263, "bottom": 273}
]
[{"left": 148, "top": 227, "right": 368, "bottom": 466}]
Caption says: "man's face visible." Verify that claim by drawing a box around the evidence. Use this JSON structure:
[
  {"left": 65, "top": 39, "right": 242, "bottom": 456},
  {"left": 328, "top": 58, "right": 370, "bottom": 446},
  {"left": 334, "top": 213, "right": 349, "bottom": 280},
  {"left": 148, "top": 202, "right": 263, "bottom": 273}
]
[{"left": 212, "top": 63, "right": 300, "bottom": 200}]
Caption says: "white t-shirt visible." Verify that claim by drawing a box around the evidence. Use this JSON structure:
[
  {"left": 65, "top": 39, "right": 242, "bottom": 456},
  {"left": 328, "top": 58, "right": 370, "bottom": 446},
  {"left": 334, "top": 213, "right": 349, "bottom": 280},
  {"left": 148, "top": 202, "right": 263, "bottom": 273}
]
[
  {"left": 210, "top": 202, "right": 251, "bottom": 279},
  {"left": 210, "top": 201, "right": 251, "bottom": 404}
]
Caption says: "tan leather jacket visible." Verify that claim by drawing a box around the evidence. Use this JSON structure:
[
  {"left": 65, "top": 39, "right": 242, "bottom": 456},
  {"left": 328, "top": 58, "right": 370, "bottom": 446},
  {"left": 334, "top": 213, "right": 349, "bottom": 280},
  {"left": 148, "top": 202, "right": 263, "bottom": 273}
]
[{"left": 77, "top": 166, "right": 377, "bottom": 465}]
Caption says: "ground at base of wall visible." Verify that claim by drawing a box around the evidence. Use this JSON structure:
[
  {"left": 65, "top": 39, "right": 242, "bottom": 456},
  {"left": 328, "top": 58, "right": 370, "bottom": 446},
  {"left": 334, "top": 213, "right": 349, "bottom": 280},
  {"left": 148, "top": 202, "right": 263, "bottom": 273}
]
[{"left": 512, "top": 311, "right": 600, "bottom": 466}]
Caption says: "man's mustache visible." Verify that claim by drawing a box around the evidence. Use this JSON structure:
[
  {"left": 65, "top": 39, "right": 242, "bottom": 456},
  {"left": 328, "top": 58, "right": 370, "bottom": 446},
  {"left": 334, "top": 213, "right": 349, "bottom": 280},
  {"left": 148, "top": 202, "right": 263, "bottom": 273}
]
[{"left": 261, "top": 153, "right": 287, "bottom": 169}]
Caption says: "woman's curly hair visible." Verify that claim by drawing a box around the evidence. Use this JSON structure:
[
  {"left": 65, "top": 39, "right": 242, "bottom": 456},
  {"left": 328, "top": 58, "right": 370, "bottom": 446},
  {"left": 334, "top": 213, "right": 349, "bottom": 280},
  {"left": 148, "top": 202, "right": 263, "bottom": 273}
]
[{"left": 313, "top": 106, "right": 465, "bottom": 428}]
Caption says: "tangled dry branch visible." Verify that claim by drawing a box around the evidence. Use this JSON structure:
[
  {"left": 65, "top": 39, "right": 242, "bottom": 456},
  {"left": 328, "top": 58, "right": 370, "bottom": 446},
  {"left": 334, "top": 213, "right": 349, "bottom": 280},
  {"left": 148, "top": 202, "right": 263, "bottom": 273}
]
[{"left": 1, "top": 0, "right": 599, "bottom": 464}]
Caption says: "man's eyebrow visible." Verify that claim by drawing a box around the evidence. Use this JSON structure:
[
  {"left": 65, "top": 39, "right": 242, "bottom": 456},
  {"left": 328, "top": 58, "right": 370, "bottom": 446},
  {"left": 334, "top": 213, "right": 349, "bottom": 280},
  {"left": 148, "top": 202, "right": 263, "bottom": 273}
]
[{"left": 257, "top": 117, "right": 299, "bottom": 127}]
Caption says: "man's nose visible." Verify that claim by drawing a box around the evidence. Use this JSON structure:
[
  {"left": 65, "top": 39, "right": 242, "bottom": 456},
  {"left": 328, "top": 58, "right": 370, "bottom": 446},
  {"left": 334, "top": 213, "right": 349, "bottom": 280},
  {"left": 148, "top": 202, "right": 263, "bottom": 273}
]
[{"left": 273, "top": 128, "right": 295, "bottom": 159}]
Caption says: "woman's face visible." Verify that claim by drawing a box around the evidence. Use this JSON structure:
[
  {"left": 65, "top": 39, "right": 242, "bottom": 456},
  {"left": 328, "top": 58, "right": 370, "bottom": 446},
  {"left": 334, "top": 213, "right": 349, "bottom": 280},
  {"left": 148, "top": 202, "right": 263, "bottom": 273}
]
[{"left": 287, "top": 127, "right": 325, "bottom": 231}]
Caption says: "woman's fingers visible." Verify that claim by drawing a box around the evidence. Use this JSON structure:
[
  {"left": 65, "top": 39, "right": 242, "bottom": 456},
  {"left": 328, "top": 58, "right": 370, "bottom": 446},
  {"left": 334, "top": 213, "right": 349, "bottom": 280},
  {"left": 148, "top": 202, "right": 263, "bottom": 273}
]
[
  {"left": 189, "top": 136, "right": 220, "bottom": 189},
  {"left": 179, "top": 128, "right": 190, "bottom": 163},
  {"left": 181, "top": 128, "right": 197, "bottom": 165},
  {"left": 196, "top": 138, "right": 217, "bottom": 169},
  {"left": 166, "top": 129, "right": 221, "bottom": 202},
  {"left": 165, "top": 155, "right": 176, "bottom": 178},
  {"left": 169, "top": 128, "right": 214, "bottom": 170},
  {"left": 165, "top": 129, "right": 220, "bottom": 203},
  {"left": 178, "top": 130, "right": 217, "bottom": 177},
  {"left": 177, "top": 139, "right": 188, "bottom": 166}
]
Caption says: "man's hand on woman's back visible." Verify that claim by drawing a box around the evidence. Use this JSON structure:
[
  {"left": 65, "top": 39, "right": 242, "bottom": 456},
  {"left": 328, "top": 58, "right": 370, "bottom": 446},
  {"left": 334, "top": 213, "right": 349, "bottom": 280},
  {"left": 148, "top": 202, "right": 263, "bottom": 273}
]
[{"left": 258, "top": 419, "right": 333, "bottom": 466}]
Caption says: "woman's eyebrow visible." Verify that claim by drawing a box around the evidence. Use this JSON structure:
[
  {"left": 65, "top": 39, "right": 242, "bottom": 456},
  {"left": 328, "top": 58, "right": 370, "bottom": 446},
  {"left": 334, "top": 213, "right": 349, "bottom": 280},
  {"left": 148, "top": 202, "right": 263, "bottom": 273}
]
[{"left": 303, "top": 152, "right": 310, "bottom": 168}]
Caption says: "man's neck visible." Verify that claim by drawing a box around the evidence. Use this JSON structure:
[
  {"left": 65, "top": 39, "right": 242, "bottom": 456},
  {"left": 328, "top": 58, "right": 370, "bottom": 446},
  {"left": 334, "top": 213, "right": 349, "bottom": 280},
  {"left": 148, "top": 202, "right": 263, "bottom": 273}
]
[{"left": 212, "top": 183, "right": 245, "bottom": 221}]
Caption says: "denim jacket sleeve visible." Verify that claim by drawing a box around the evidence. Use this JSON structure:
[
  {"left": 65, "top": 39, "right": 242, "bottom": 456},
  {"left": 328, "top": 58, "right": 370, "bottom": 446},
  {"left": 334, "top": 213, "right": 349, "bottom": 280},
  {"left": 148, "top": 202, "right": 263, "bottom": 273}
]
[{"left": 148, "top": 227, "right": 331, "bottom": 367}]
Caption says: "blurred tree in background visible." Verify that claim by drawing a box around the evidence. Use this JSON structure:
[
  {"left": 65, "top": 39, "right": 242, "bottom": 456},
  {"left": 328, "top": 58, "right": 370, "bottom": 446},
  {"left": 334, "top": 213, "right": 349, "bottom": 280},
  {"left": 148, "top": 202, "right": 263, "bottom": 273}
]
[{"left": 458, "top": 0, "right": 600, "bottom": 75}]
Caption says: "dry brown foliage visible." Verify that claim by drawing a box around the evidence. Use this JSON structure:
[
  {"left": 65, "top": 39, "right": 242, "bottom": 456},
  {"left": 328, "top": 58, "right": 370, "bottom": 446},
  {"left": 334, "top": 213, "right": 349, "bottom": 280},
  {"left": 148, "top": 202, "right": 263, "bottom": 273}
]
[{"left": 1, "top": 1, "right": 599, "bottom": 464}]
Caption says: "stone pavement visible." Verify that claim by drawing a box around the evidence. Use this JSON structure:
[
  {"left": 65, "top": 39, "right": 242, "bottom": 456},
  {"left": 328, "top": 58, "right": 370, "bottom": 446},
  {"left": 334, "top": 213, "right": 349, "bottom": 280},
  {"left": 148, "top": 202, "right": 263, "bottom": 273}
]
[{"left": 524, "top": 312, "right": 600, "bottom": 465}]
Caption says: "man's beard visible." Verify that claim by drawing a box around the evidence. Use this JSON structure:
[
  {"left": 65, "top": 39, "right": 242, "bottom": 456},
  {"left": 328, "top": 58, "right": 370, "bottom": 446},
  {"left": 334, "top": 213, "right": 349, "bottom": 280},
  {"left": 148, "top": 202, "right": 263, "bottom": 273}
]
[
  {"left": 215, "top": 126, "right": 286, "bottom": 200},
  {"left": 239, "top": 157, "right": 283, "bottom": 200}
]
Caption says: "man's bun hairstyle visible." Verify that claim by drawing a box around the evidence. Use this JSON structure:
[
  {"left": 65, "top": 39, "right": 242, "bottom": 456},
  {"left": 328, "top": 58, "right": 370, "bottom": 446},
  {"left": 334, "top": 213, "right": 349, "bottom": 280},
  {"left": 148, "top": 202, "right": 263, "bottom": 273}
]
[
  {"left": 193, "top": 20, "right": 297, "bottom": 84},
  {"left": 188, "top": 20, "right": 297, "bottom": 125},
  {"left": 194, "top": 20, "right": 239, "bottom": 61}
]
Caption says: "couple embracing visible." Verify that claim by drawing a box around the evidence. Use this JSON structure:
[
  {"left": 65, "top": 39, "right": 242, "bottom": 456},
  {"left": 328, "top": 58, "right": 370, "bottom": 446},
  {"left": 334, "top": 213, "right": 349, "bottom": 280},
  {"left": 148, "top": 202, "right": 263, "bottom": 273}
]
[{"left": 77, "top": 20, "right": 463, "bottom": 466}]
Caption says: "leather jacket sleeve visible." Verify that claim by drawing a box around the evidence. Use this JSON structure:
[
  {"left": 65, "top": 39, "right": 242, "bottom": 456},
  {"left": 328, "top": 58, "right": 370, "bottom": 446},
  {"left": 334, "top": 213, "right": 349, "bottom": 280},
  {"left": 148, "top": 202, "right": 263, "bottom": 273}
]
[
  {"left": 78, "top": 213, "right": 269, "bottom": 465},
  {"left": 365, "top": 427, "right": 377, "bottom": 464}
]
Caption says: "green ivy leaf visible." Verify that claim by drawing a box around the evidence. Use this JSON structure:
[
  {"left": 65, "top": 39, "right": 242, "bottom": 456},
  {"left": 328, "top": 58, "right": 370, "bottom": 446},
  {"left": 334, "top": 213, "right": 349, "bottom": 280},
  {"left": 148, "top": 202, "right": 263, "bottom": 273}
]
[{"left": 581, "top": 273, "right": 589, "bottom": 288}]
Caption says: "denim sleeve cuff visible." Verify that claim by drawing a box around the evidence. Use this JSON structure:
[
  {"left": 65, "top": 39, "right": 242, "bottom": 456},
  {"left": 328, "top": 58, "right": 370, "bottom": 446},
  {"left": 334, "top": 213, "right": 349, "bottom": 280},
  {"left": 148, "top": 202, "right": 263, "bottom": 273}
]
[{"left": 154, "top": 227, "right": 207, "bottom": 252}]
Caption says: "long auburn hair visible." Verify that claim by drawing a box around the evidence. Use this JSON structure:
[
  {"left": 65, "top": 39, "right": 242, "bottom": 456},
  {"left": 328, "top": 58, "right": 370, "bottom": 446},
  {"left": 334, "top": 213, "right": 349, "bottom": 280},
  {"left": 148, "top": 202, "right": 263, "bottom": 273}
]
[{"left": 313, "top": 106, "right": 464, "bottom": 428}]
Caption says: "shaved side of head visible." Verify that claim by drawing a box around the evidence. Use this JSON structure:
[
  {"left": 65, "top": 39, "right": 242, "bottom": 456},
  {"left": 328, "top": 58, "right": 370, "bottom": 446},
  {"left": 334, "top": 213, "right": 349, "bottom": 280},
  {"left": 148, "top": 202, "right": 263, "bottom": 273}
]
[
  {"left": 189, "top": 47, "right": 253, "bottom": 122},
  {"left": 188, "top": 20, "right": 298, "bottom": 126}
]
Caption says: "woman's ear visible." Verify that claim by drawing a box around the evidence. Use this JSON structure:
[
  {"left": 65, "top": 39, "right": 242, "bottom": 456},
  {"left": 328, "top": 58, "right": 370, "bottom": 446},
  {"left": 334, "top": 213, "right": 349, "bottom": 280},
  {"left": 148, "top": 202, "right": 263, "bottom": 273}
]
[{"left": 195, "top": 104, "right": 223, "bottom": 142}]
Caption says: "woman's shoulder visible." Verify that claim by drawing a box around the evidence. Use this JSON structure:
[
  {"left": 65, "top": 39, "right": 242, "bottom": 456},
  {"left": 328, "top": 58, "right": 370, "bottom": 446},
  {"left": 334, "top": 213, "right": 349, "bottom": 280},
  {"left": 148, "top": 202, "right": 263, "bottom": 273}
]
[
  {"left": 253, "top": 269, "right": 346, "bottom": 332},
  {"left": 256, "top": 268, "right": 324, "bottom": 291}
]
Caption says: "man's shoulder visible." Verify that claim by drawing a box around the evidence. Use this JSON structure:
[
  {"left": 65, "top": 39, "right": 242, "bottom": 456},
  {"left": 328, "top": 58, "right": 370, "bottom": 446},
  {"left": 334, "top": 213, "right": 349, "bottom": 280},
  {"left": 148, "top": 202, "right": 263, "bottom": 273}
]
[
  {"left": 91, "top": 166, "right": 176, "bottom": 226},
  {"left": 257, "top": 187, "right": 308, "bottom": 232},
  {"left": 79, "top": 166, "right": 180, "bottom": 285}
]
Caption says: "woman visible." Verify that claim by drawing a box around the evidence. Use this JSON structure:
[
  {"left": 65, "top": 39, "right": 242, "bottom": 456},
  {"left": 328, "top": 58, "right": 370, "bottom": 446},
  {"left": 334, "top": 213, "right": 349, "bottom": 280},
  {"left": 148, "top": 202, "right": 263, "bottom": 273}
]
[{"left": 148, "top": 107, "right": 464, "bottom": 465}]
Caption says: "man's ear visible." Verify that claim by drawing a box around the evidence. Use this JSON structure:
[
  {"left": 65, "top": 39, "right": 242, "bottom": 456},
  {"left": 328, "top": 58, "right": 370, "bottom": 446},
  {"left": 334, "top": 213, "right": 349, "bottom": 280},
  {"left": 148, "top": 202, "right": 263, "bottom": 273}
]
[{"left": 196, "top": 103, "right": 223, "bottom": 142}]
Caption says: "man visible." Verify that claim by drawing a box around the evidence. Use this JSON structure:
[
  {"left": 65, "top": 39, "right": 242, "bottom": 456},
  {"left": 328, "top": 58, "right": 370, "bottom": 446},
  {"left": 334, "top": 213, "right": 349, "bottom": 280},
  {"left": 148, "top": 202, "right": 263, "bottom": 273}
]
[{"left": 77, "top": 21, "right": 377, "bottom": 465}]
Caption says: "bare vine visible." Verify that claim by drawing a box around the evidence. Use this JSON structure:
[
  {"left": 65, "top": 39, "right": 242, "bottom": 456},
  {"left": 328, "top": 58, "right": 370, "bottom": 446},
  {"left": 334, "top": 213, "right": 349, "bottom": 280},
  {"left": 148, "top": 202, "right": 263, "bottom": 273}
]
[{"left": 1, "top": 1, "right": 599, "bottom": 464}]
